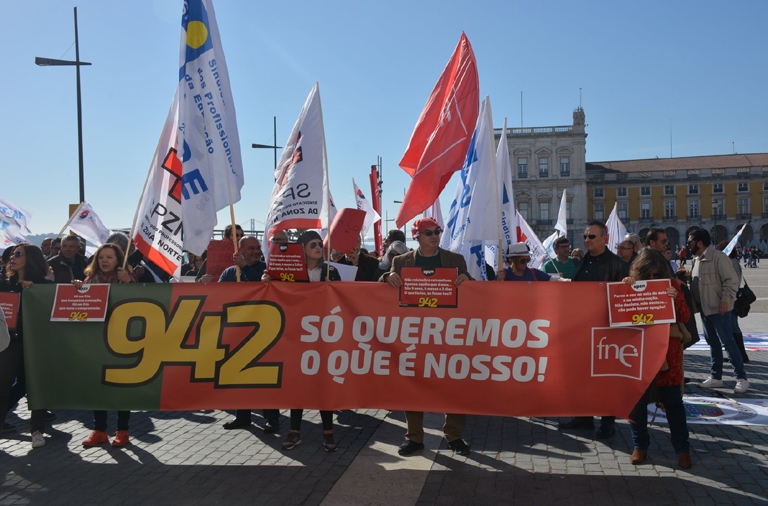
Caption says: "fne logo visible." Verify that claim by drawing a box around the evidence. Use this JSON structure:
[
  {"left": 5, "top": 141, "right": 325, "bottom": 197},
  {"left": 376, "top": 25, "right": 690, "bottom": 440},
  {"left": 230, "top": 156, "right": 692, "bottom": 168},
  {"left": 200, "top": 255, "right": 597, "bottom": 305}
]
[{"left": 591, "top": 327, "right": 644, "bottom": 380}]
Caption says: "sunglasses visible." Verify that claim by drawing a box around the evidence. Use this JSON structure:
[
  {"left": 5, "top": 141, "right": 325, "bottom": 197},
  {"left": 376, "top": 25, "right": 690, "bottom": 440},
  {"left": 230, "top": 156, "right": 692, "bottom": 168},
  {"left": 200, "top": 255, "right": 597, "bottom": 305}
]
[
  {"left": 307, "top": 241, "right": 323, "bottom": 249},
  {"left": 583, "top": 234, "right": 597, "bottom": 240},
  {"left": 13, "top": 250, "right": 23, "bottom": 258},
  {"left": 422, "top": 229, "right": 442, "bottom": 237},
  {"left": 649, "top": 271, "right": 664, "bottom": 279},
  {"left": 514, "top": 258, "right": 530, "bottom": 264}
]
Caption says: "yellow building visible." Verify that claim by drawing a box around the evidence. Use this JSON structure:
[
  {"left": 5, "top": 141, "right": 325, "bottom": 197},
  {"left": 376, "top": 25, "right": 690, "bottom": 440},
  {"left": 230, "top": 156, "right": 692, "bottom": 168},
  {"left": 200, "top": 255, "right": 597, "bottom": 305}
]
[{"left": 586, "top": 154, "right": 768, "bottom": 249}]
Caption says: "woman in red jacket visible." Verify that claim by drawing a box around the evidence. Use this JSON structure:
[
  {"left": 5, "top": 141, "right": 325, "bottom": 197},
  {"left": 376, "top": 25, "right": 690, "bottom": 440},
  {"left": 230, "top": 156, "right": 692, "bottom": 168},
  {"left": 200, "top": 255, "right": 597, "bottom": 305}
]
[{"left": 623, "top": 248, "right": 692, "bottom": 469}]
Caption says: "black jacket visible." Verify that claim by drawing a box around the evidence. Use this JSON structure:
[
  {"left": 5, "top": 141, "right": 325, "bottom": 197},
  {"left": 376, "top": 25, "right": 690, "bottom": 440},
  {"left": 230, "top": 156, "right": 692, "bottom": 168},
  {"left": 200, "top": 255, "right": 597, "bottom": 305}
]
[{"left": 573, "top": 249, "right": 629, "bottom": 282}]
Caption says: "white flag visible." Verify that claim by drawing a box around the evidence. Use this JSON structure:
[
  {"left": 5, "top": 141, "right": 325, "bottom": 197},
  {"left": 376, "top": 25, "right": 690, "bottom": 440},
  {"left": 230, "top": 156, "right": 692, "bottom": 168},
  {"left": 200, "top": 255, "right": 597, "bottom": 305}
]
[
  {"left": 605, "top": 203, "right": 628, "bottom": 254},
  {"left": 353, "top": 178, "right": 381, "bottom": 239},
  {"left": 177, "top": 0, "right": 244, "bottom": 254},
  {"left": 64, "top": 202, "right": 112, "bottom": 247},
  {"left": 485, "top": 118, "right": 514, "bottom": 271},
  {"left": 723, "top": 223, "right": 747, "bottom": 256},
  {"left": 264, "top": 83, "right": 330, "bottom": 238},
  {"left": 516, "top": 211, "right": 548, "bottom": 269},
  {"left": 0, "top": 200, "right": 33, "bottom": 236},
  {"left": 441, "top": 97, "right": 500, "bottom": 280},
  {"left": 422, "top": 198, "right": 445, "bottom": 232},
  {"left": 542, "top": 190, "right": 569, "bottom": 260}
]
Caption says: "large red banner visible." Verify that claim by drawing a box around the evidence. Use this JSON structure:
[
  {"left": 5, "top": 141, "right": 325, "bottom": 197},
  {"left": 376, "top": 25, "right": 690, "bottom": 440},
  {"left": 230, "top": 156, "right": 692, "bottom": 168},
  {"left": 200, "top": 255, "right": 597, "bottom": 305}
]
[{"left": 102, "top": 282, "right": 667, "bottom": 418}]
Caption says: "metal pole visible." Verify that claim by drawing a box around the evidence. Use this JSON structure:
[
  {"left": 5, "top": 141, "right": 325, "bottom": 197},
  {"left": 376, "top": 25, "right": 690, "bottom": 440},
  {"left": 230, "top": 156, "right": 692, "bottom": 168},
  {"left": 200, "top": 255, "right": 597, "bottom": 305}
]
[
  {"left": 273, "top": 116, "right": 277, "bottom": 169},
  {"left": 74, "top": 7, "right": 85, "bottom": 203}
]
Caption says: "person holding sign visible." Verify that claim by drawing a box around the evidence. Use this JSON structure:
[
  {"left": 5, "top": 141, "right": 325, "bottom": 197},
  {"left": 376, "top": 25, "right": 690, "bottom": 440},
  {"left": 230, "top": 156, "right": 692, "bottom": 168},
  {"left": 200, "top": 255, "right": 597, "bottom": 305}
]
[
  {"left": 75, "top": 244, "right": 137, "bottom": 448},
  {"left": 379, "top": 217, "right": 472, "bottom": 457},
  {"left": 622, "top": 248, "right": 693, "bottom": 469},
  {"left": 262, "top": 231, "right": 340, "bottom": 451},
  {"left": 0, "top": 244, "right": 52, "bottom": 449}
]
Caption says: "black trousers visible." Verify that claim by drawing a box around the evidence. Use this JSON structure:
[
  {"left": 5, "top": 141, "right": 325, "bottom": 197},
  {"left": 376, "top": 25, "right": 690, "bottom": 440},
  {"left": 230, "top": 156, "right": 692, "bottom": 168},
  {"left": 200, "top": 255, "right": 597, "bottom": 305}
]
[
  {"left": 93, "top": 410, "right": 131, "bottom": 432},
  {"left": 290, "top": 410, "right": 333, "bottom": 432},
  {"left": 0, "top": 342, "right": 46, "bottom": 433}
]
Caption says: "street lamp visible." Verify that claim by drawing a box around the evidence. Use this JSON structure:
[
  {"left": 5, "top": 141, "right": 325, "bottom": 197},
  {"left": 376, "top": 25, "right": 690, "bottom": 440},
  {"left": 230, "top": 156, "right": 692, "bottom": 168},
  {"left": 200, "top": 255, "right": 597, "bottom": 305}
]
[
  {"left": 35, "top": 7, "right": 91, "bottom": 204},
  {"left": 712, "top": 200, "right": 719, "bottom": 243},
  {"left": 252, "top": 116, "right": 282, "bottom": 171}
]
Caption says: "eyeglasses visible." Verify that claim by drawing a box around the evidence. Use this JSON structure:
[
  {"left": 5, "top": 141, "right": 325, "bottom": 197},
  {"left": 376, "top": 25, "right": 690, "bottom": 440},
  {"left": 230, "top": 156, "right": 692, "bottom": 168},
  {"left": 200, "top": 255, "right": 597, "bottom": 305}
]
[
  {"left": 422, "top": 229, "right": 442, "bottom": 237},
  {"left": 649, "top": 271, "right": 664, "bottom": 279},
  {"left": 515, "top": 258, "right": 530, "bottom": 264},
  {"left": 307, "top": 241, "right": 323, "bottom": 249},
  {"left": 583, "top": 234, "right": 597, "bottom": 240},
  {"left": 618, "top": 246, "right": 633, "bottom": 250},
  {"left": 558, "top": 244, "right": 570, "bottom": 249},
  {"left": 12, "top": 250, "right": 23, "bottom": 258},
  {"left": 660, "top": 239, "right": 669, "bottom": 244}
]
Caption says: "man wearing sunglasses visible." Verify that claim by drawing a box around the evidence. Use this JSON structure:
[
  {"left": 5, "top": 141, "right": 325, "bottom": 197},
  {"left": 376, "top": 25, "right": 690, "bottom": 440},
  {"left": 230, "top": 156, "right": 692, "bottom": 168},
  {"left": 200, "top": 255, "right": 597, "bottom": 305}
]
[
  {"left": 560, "top": 221, "right": 629, "bottom": 439},
  {"left": 379, "top": 217, "right": 472, "bottom": 457}
]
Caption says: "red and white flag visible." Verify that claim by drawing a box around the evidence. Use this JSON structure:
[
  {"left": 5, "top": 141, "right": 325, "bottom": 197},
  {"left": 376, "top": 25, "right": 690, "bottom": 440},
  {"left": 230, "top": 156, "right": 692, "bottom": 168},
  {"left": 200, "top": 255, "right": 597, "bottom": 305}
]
[
  {"left": 353, "top": 178, "right": 381, "bottom": 239},
  {"left": 516, "top": 211, "right": 548, "bottom": 269},
  {"left": 396, "top": 33, "right": 479, "bottom": 228}
]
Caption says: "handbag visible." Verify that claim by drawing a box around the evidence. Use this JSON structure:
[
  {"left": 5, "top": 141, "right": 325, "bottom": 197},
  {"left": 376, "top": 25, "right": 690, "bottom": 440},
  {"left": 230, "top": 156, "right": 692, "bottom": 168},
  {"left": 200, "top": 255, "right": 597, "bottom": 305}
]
[{"left": 734, "top": 281, "right": 757, "bottom": 318}]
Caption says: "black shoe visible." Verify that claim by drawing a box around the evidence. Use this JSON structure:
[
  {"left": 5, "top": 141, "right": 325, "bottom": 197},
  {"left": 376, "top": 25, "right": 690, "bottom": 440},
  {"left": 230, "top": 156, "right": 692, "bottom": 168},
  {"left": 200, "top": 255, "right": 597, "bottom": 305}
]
[
  {"left": 44, "top": 411, "right": 56, "bottom": 421},
  {"left": 448, "top": 439, "right": 470, "bottom": 456},
  {"left": 222, "top": 418, "right": 251, "bottom": 430},
  {"left": 398, "top": 440, "right": 425, "bottom": 456},
  {"left": 559, "top": 417, "right": 595, "bottom": 430},
  {"left": 264, "top": 418, "right": 279, "bottom": 434},
  {"left": 595, "top": 424, "right": 616, "bottom": 439},
  {"left": 683, "top": 377, "right": 691, "bottom": 384},
  {"left": 1, "top": 423, "right": 16, "bottom": 433}
]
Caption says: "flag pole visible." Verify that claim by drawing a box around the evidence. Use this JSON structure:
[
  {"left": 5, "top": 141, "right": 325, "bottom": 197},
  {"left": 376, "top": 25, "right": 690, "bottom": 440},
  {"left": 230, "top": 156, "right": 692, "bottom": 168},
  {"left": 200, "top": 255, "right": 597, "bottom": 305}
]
[
  {"left": 55, "top": 202, "right": 85, "bottom": 240},
  {"left": 230, "top": 204, "right": 241, "bottom": 282}
]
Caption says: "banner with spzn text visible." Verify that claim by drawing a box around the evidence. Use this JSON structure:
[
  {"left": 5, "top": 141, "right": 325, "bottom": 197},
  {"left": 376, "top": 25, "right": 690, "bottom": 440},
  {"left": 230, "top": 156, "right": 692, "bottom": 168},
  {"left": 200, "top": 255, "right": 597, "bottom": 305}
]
[{"left": 23, "top": 282, "right": 668, "bottom": 417}]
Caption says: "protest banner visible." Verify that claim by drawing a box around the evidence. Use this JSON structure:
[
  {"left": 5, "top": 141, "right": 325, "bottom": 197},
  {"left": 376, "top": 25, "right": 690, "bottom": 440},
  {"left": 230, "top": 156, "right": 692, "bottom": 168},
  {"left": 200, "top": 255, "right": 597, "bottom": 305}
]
[
  {"left": 399, "top": 267, "right": 458, "bottom": 308},
  {"left": 266, "top": 243, "right": 308, "bottom": 282},
  {"left": 607, "top": 279, "right": 676, "bottom": 327},
  {"left": 23, "top": 282, "right": 669, "bottom": 418},
  {"left": 0, "top": 292, "right": 20, "bottom": 330},
  {"left": 50, "top": 284, "right": 110, "bottom": 322}
]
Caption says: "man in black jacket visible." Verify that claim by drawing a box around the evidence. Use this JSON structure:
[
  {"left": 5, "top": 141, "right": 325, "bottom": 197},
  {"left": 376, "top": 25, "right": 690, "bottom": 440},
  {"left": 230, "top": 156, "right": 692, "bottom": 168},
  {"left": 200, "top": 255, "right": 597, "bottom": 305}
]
[
  {"left": 561, "top": 221, "right": 629, "bottom": 439},
  {"left": 48, "top": 235, "right": 88, "bottom": 283}
]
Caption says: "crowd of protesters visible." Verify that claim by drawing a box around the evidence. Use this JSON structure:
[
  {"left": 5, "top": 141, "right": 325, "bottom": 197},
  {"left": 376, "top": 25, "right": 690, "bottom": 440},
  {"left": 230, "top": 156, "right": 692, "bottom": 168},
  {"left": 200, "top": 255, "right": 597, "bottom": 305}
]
[{"left": 0, "top": 220, "right": 757, "bottom": 469}]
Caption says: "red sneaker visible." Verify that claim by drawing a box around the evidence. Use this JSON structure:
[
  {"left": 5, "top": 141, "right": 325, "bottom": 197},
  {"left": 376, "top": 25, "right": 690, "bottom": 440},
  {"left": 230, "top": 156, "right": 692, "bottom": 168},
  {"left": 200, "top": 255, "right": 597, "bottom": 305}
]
[
  {"left": 112, "top": 430, "right": 130, "bottom": 447},
  {"left": 82, "top": 430, "right": 109, "bottom": 447}
]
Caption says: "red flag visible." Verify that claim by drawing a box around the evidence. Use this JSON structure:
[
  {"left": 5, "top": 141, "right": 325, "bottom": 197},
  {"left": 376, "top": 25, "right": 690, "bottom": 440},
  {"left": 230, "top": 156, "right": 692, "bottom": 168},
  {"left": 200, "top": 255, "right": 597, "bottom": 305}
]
[
  {"left": 396, "top": 33, "right": 479, "bottom": 228},
  {"left": 369, "top": 165, "right": 382, "bottom": 256}
]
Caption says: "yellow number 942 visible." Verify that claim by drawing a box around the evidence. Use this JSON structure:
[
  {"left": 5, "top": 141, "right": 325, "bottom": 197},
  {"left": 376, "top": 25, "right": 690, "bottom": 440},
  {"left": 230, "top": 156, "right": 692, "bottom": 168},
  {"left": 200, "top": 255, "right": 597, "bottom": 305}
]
[{"left": 631, "top": 313, "right": 654, "bottom": 325}]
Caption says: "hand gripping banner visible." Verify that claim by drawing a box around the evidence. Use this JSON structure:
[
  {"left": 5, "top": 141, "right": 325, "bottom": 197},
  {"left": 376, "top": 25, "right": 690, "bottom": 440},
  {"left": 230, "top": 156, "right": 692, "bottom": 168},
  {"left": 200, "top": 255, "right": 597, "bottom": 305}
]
[{"left": 23, "top": 282, "right": 668, "bottom": 418}]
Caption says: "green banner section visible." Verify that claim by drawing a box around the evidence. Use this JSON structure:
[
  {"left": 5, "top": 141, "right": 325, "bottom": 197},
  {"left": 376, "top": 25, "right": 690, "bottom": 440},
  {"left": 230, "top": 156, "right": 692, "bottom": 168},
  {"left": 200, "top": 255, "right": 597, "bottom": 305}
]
[{"left": 23, "top": 284, "right": 172, "bottom": 410}]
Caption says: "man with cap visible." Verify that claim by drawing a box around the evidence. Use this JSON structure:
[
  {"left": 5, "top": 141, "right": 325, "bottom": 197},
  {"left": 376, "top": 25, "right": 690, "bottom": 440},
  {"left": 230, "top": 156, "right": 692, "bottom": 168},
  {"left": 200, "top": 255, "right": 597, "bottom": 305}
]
[{"left": 379, "top": 217, "right": 472, "bottom": 456}]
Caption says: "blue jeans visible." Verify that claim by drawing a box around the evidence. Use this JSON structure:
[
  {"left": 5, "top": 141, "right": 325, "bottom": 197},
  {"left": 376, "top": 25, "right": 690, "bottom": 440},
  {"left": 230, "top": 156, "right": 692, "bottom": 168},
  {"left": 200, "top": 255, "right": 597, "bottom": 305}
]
[
  {"left": 630, "top": 384, "right": 689, "bottom": 454},
  {"left": 702, "top": 312, "right": 746, "bottom": 380}
]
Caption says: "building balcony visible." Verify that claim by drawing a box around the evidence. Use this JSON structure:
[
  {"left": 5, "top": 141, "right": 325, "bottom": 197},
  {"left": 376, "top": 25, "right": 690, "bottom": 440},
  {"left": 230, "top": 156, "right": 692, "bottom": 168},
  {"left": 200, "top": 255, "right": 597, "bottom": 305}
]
[
  {"left": 687, "top": 214, "right": 700, "bottom": 220},
  {"left": 538, "top": 219, "right": 553, "bottom": 226},
  {"left": 663, "top": 217, "right": 677, "bottom": 222},
  {"left": 518, "top": 172, "right": 528, "bottom": 179},
  {"left": 639, "top": 217, "right": 653, "bottom": 223},
  {"left": 494, "top": 125, "right": 574, "bottom": 137},
  {"left": 566, "top": 218, "right": 574, "bottom": 224},
  {"left": 736, "top": 213, "right": 751, "bottom": 220},
  {"left": 711, "top": 213, "right": 726, "bottom": 220},
  {"left": 763, "top": 212, "right": 768, "bottom": 219}
]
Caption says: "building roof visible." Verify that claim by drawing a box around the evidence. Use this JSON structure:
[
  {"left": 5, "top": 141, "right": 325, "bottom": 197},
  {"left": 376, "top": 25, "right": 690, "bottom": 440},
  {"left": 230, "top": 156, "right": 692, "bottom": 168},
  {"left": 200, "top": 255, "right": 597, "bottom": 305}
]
[{"left": 586, "top": 153, "right": 768, "bottom": 174}]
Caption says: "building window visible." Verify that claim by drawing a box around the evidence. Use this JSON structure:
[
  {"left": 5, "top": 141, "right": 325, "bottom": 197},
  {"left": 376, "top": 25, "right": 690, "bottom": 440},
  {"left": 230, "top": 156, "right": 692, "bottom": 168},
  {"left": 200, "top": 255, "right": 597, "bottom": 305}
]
[
  {"left": 594, "top": 203, "right": 604, "bottom": 221},
  {"left": 712, "top": 199, "right": 724, "bottom": 217},
  {"left": 519, "top": 201, "right": 529, "bottom": 221},
  {"left": 539, "top": 202, "right": 550, "bottom": 221},
  {"left": 738, "top": 198, "right": 749, "bottom": 215},
  {"left": 641, "top": 202, "right": 651, "bottom": 219},
  {"left": 566, "top": 200, "right": 571, "bottom": 219},
  {"left": 764, "top": 197, "right": 768, "bottom": 214},
  {"left": 518, "top": 158, "right": 528, "bottom": 179},
  {"left": 617, "top": 187, "right": 627, "bottom": 197},
  {"left": 664, "top": 185, "right": 675, "bottom": 196},
  {"left": 617, "top": 202, "right": 628, "bottom": 220},
  {"left": 688, "top": 184, "right": 699, "bottom": 195},
  {"left": 664, "top": 201, "right": 675, "bottom": 219},
  {"left": 688, "top": 200, "right": 699, "bottom": 218},
  {"left": 764, "top": 182, "right": 768, "bottom": 191},
  {"left": 738, "top": 182, "right": 749, "bottom": 192},
  {"left": 640, "top": 186, "right": 651, "bottom": 196},
  {"left": 594, "top": 188, "right": 604, "bottom": 198},
  {"left": 560, "top": 157, "right": 570, "bottom": 177},
  {"left": 713, "top": 183, "right": 724, "bottom": 193},
  {"left": 539, "top": 158, "right": 549, "bottom": 178}
]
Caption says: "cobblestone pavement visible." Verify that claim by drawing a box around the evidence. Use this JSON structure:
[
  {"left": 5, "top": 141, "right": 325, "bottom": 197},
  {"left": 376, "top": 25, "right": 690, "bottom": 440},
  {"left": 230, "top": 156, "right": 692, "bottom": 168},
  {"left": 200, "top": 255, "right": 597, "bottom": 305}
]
[{"left": 2, "top": 268, "right": 767, "bottom": 505}]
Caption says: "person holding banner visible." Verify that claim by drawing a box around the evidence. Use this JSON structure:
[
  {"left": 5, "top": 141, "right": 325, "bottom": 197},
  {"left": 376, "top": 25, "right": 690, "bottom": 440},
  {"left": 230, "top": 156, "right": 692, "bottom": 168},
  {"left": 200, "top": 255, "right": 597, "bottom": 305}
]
[
  {"left": 560, "top": 222, "right": 629, "bottom": 438},
  {"left": 542, "top": 237, "right": 577, "bottom": 279},
  {"left": 48, "top": 235, "right": 88, "bottom": 284},
  {"left": 379, "top": 218, "right": 472, "bottom": 456},
  {"left": 623, "top": 248, "right": 692, "bottom": 469},
  {"left": 75, "top": 244, "right": 137, "bottom": 448},
  {"left": 0, "top": 244, "right": 52, "bottom": 448},
  {"left": 263, "top": 231, "right": 340, "bottom": 451}
]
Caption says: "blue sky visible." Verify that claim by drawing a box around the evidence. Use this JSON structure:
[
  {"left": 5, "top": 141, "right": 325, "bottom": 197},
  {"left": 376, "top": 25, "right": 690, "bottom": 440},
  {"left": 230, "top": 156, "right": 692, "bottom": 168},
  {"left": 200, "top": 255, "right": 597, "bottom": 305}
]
[{"left": 3, "top": 0, "right": 767, "bottom": 236}]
